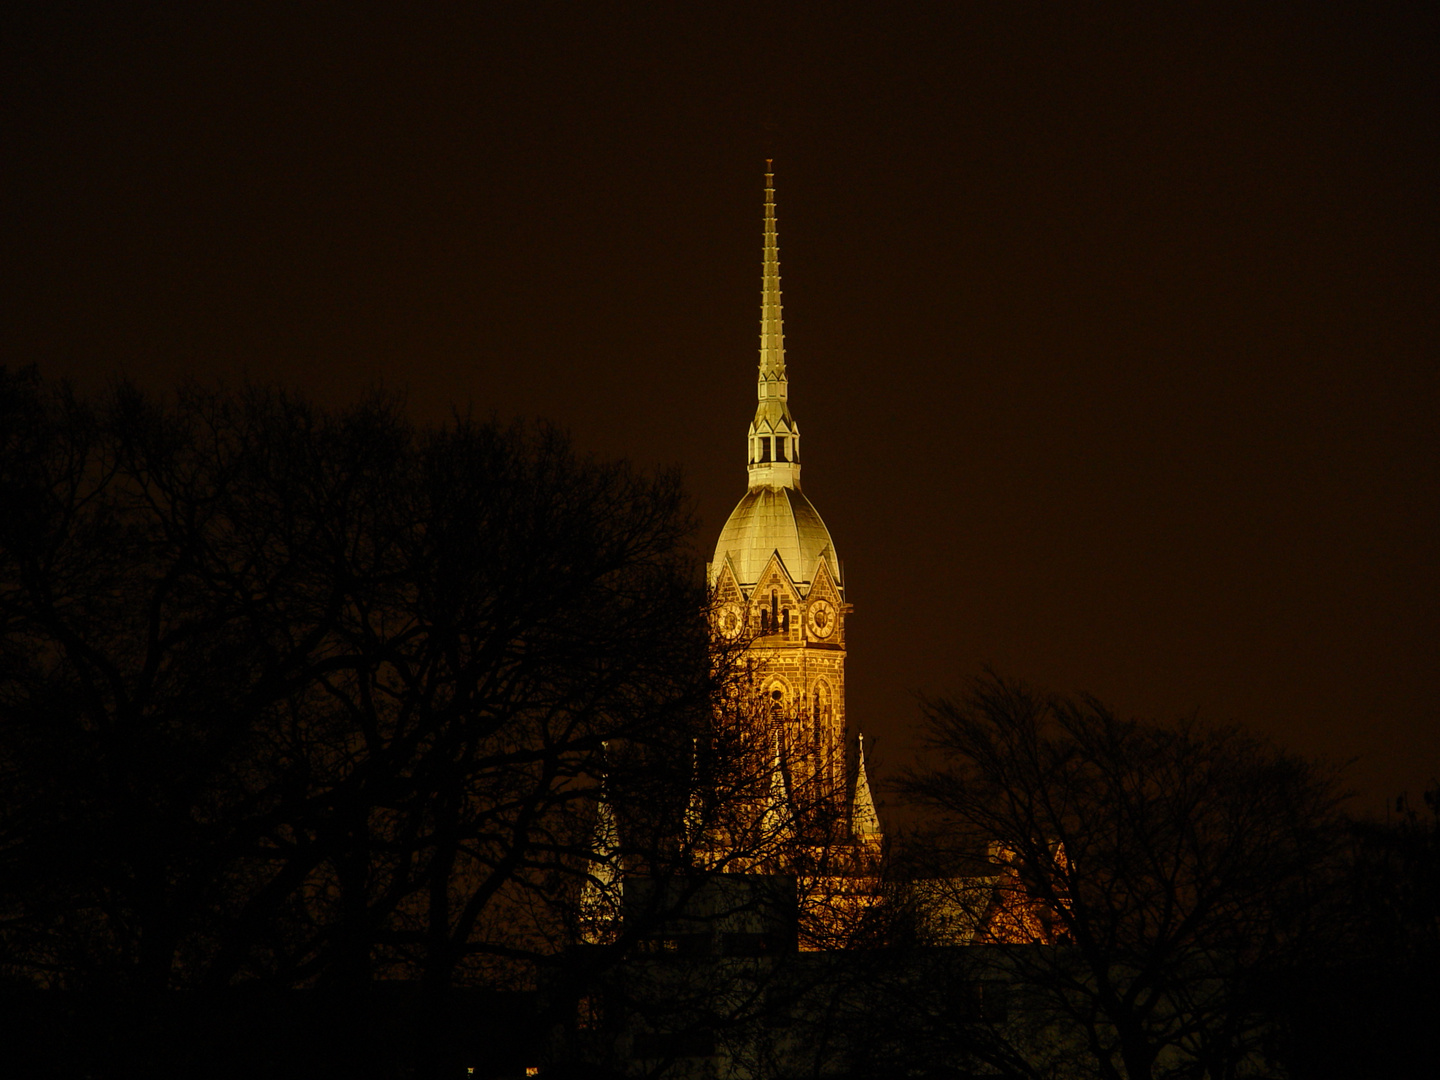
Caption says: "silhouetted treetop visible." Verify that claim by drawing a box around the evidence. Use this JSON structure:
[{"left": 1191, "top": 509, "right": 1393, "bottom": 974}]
[
  {"left": 0, "top": 369, "right": 712, "bottom": 1000},
  {"left": 896, "top": 671, "right": 1348, "bottom": 1080}
]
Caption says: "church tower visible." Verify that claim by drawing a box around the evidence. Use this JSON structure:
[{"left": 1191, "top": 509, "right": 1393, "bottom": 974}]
[{"left": 708, "top": 164, "right": 850, "bottom": 815}]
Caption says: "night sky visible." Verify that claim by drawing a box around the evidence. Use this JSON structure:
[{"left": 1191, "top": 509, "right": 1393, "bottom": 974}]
[{"left": 5, "top": 3, "right": 1437, "bottom": 811}]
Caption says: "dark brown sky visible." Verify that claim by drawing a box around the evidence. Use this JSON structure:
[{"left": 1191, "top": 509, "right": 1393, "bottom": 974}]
[{"left": 5, "top": 3, "right": 1437, "bottom": 810}]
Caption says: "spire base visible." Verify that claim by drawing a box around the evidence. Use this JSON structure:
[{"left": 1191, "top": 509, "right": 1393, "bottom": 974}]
[{"left": 747, "top": 461, "right": 802, "bottom": 490}]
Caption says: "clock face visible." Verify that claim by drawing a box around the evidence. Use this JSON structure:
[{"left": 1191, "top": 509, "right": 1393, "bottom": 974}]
[
  {"left": 715, "top": 601, "right": 745, "bottom": 640},
  {"left": 806, "top": 599, "right": 836, "bottom": 639}
]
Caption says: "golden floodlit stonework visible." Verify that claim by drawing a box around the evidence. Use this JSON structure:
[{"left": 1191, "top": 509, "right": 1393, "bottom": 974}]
[{"left": 707, "top": 165, "right": 862, "bottom": 826}]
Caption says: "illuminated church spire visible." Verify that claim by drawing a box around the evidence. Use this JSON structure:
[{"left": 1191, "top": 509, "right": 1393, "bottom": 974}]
[
  {"left": 748, "top": 162, "right": 800, "bottom": 489},
  {"left": 852, "top": 734, "right": 881, "bottom": 841},
  {"left": 578, "top": 743, "right": 621, "bottom": 944},
  {"left": 711, "top": 161, "right": 847, "bottom": 813},
  {"left": 760, "top": 162, "right": 786, "bottom": 391}
]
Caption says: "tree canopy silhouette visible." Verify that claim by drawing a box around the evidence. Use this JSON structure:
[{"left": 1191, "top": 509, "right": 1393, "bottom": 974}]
[
  {"left": 0, "top": 369, "right": 712, "bottom": 1001},
  {"left": 896, "top": 672, "right": 1347, "bottom": 1080}
]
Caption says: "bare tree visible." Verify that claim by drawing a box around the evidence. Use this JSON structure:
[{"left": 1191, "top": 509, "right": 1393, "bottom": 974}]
[
  {"left": 1267, "top": 785, "right": 1440, "bottom": 1080},
  {"left": 896, "top": 672, "right": 1347, "bottom": 1080},
  {"left": 0, "top": 370, "right": 719, "bottom": 1072}
]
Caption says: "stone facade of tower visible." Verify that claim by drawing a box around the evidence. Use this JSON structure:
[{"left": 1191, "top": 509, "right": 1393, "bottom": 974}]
[
  {"left": 708, "top": 166, "right": 855, "bottom": 820},
  {"left": 710, "top": 552, "right": 848, "bottom": 808}
]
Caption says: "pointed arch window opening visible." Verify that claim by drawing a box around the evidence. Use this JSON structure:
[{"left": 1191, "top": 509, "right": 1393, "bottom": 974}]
[{"left": 760, "top": 590, "right": 790, "bottom": 636}]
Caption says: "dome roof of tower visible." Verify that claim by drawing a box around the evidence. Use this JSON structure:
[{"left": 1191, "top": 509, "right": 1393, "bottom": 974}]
[{"left": 711, "top": 485, "right": 840, "bottom": 593}]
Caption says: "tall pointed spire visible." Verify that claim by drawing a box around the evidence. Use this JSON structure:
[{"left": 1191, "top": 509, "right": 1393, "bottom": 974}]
[
  {"left": 684, "top": 737, "right": 705, "bottom": 849},
  {"left": 762, "top": 730, "right": 793, "bottom": 846},
  {"left": 760, "top": 162, "right": 785, "bottom": 387},
  {"left": 747, "top": 162, "right": 801, "bottom": 489},
  {"left": 852, "top": 733, "right": 881, "bottom": 840},
  {"left": 579, "top": 744, "right": 622, "bottom": 944}
]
